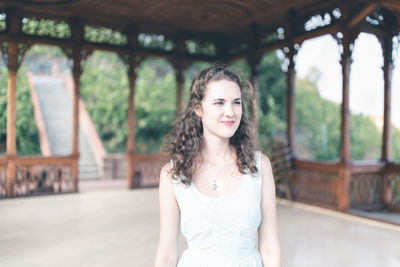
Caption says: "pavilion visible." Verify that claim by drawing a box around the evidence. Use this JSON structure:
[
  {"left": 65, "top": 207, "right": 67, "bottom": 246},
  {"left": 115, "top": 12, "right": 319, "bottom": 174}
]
[{"left": 0, "top": 0, "right": 399, "bottom": 214}]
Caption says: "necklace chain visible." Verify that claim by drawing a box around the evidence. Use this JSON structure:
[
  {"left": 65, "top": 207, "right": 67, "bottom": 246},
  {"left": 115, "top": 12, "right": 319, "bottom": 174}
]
[{"left": 203, "top": 163, "right": 234, "bottom": 191}]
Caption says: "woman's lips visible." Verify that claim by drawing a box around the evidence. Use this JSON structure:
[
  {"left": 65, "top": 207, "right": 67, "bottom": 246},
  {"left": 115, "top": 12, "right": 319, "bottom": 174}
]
[{"left": 221, "top": 121, "right": 234, "bottom": 126}]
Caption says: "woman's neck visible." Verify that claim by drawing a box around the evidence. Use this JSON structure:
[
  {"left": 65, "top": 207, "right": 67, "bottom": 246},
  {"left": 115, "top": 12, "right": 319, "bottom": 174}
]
[{"left": 200, "top": 135, "right": 235, "bottom": 164}]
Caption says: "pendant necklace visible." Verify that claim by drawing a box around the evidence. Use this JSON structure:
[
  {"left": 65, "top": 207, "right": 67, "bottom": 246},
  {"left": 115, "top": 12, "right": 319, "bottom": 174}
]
[
  {"left": 212, "top": 180, "right": 217, "bottom": 191},
  {"left": 203, "top": 163, "right": 225, "bottom": 191},
  {"left": 204, "top": 162, "right": 233, "bottom": 191}
]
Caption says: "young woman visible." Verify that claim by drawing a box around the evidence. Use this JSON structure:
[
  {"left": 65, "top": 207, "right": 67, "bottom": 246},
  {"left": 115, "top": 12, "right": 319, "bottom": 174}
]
[{"left": 154, "top": 64, "right": 281, "bottom": 267}]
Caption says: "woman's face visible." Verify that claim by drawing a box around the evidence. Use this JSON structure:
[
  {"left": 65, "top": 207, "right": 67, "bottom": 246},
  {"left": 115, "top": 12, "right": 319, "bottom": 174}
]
[{"left": 195, "top": 79, "right": 242, "bottom": 140}]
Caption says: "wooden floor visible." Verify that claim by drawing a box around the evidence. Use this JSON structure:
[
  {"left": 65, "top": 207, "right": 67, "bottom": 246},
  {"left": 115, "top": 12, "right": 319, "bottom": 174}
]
[{"left": 1, "top": 186, "right": 400, "bottom": 267}]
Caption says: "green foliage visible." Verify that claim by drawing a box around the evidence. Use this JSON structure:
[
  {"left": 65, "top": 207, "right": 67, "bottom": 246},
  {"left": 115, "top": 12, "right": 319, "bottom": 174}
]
[
  {"left": 0, "top": 66, "right": 41, "bottom": 155},
  {"left": 84, "top": 25, "right": 127, "bottom": 46},
  {"left": 295, "top": 76, "right": 340, "bottom": 160},
  {"left": 135, "top": 58, "right": 176, "bottom": 153},
  {"left": 229, "top": 59, "right": 250, "bottom": 80},
  {"left": 138, "top": 33, "right": 175, "bottom": 51},
  {"left": 22, "top": 17, "right": 71, "bottom": 39},
  {"left": 350, "top": 113, "right": 381, "bottom": 160},
  {"left": 0, "top": 13, "right": 6, "bottom": 32},
  {"left": 185, "top": 40, "right": 216, "bottom": 56},
  {"left": 80, "top": 51, "right": 129, "bottom": 153},
  {"left": 23, "top": 45, "right": 68, "bottom": 75},
  {"left": 257, "top": 52, "right": 287, "bottom": 152},
  {"left": 393, "top": 125, "right": 400, "bottom": 162},
  {"left": 294, "top": 69, "right": 389, "bottom": 161},
  {"left": 183, "top": 61, "right": 211, "bottom": 105},
  {"left": 80, "top": 53, "right": 176, "bottom": 153}
]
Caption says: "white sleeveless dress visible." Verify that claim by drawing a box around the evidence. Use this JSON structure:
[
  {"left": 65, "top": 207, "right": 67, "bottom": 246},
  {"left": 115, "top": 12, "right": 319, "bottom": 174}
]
[{"left": 171, "top": 151, "right": 263, "bottom": 267}]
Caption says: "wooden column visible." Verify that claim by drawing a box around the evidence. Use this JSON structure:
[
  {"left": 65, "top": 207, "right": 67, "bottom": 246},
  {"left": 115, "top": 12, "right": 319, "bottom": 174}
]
[
  {"left": 337, "top": 3, "right": 354, "bottom": 210},
  {"left": 248, "top": 55, "right": 260, "bottom": 130},
  {"left": 339, "top": 33, "right": 352, "bottom": 164},
  {"left": 5, "top": 41, "right": 18, "bottom": 197},
  {"left": 174, "top": 62, "right": 184, "bottom": 118},
  {"left": 5, "top": 9, "right": 20, "bottom": 197},
  {"left": 127, "top": 53, "right": 138, "bottom": 189},
  {"left": 285, "top": 9, "right": 297, "bottom": 158},
  {"left": 286, "top": 47, "right": 296, "bottom": 157},
  {"left": 70, "top": 20, "right": 84, "bottom": 193},
  {"left": 379, "top": 33, "right": 394, "bottom": 206},
  {"left": 173, "top": 38, "right": 186, "bottom": 118},
  {"left": 380, "top": 35, "right": 393, "bottom": 162},
  {"left": 6, "top": 43, "right": 17, "bottom": 157}
]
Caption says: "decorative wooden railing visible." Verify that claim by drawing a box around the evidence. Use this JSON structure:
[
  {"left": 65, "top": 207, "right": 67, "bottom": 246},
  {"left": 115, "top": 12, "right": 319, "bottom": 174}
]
[
  {"left": 386, "top": 163, "right": 400, "bottom": 212},
  {"left": 0, "top": 157, "right": 6, "bottom": 197},
  {"left": 292, "top": 160, "right": 339, "bottom": 208},
  {"left": 350, "top": 162, "right": 385, "bottom": 210},
  {"left": 129, "top": 153, "right": 164, "bottom": 188},
  {"left": 290, "top": 158, "right": 400, "bottom": 212},
  {"left": 0, "top": 156, "right": 77, "bottom": 198}
]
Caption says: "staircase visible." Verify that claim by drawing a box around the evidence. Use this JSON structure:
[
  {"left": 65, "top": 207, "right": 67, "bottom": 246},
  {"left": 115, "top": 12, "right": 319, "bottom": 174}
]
[{"left": 32, "top": 76, "right": 100, "bottom": 180}]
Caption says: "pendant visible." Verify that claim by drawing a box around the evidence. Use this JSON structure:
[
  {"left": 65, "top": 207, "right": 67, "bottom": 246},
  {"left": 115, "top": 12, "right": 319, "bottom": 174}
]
[{"left": 212, "top": 180, "right": 217, "bottom": 191}]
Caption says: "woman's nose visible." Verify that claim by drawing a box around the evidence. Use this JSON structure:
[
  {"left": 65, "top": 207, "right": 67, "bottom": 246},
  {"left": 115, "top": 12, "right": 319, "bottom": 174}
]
[{"left": 224, "top": 104, "right": 234, "bottom": 116}]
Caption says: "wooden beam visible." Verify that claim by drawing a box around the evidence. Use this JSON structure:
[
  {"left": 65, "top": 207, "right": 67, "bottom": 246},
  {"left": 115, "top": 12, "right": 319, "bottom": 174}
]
[
  {"left": 381, "top": 0, "right": 400, "bottom": 10},
  {"left": 348, "top": 2, "right": 378, "bottom": 28},
  {"left": 0, "top": 32, "right": 218, "bottom": 62},
  {"left": 228, "top": 23, "right": 340, "bottom": 62}
]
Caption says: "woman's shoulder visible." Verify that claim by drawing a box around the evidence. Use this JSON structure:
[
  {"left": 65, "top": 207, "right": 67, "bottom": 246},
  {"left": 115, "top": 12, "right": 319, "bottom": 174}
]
[{"left": 250, "top": 151, "right": 272, "bottom": 175}]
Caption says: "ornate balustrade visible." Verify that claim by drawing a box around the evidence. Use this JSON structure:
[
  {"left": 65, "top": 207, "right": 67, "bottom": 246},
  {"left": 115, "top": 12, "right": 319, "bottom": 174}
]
[
  {"left": 129, "top": 154, "right": 163, "bottom": 188},
  {"left": 350, "top": 162, "right": 385, "bottom": 210},
  {"left": 0, "top": 156, "right": 76, "bottom": 198},
  {"left": 292, "top": 160, "right": 339, "bottom": 208},
  {"left": 0, "top": 157, "right": 6, "bottom": 197},
  {"left": 291, "top": 159, "right": 400, "bottom": 212},
  {"left": 386, "top": 163, "right": 400, "bottom": 212}
]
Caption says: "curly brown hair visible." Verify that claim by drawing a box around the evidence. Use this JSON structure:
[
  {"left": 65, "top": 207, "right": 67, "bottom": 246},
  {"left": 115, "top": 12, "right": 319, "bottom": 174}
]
[{"left": 159, "top": 63, "right": 260, "bottom": 184}]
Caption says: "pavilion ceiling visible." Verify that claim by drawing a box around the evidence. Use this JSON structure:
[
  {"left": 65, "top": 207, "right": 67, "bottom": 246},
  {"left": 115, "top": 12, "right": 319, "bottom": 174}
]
[
  {"left": 1, "top": 0, "right": 324, "bottom": 34},
  {"left": 0, "top": 0, "right": 399, "bottom": 62}
]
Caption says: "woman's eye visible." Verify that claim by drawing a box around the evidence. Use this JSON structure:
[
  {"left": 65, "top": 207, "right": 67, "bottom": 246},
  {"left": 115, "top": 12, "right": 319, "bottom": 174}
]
[
  {"left": 215, "top": 102, "right": 223, "bottom": 105},
  {"left": 234, "top": 101, "right": 241, "bottom": 105}
]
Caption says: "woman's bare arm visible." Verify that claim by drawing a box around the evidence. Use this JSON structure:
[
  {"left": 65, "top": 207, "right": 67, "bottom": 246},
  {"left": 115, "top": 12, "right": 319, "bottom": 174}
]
[
  {"left": 154, "top": 163, "right": 180, "bottom": 267},
  {"left": 258, "top": 153, "right": 282, "bottom": 267}
]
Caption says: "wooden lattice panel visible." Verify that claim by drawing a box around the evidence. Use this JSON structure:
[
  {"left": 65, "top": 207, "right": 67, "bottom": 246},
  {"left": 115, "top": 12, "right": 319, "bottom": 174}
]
[
  {"left": 132, "top": 158, "right": 164, "bottom": 187},
  {"left": 387, "top": 171, "right": 400, "bottom": 208},
  {"left": 14, "top": 164, "right": 72, "bottom": 196},
  {"left": 293, "top": 169, "right": 338, "bottom": 208},
  {"left": 0, "top": 163, "right": 6, "bottom": 197},
  {"left": 350, "top": 172, "right": 383, "bottom": 207}
]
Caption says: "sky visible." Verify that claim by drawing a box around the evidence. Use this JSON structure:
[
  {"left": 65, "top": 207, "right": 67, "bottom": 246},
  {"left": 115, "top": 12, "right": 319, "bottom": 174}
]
[{"left": 295, "top": 33, "right": 400, "bottom": 128}]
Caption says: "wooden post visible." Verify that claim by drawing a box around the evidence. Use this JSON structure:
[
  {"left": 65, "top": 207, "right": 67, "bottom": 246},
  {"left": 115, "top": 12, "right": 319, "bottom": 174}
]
[
  {"left": 5, "top": 41, "right": 18, "bottom": 197},
  {"left": 5, "top": 9, "right": 20, "bottom": 197},
  {"left": 173, "top": 38, "right": 186, "bottom": 118},
  {"left": 337, "top": 1, "right": 353, "bottom": 211},
  {"left": 127, "top": 53, "right": 137, "bottom": 189},
  {"left": 339, "top": 33, "right": 352, "bottom": 164},
  {"left": 70, "top": 19, "right": 84, "bottom": 193},
  {"left": 126, "top": 28, "right": 139, "bottom": 189},
  {"left": 285, "top": 10, "right": 297, "bottom": 158},
  {"left": 380, "top": 35, "right": 393, "bottom": 162},
  {"left": 175, "top": 66, "right": 184, "bottom": 118},
  {"left": 248, "top": 55, "right": 260, "bottom": 130},
  {"left": 379, "top": 32, "right": 394, "bottom": 206}
]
